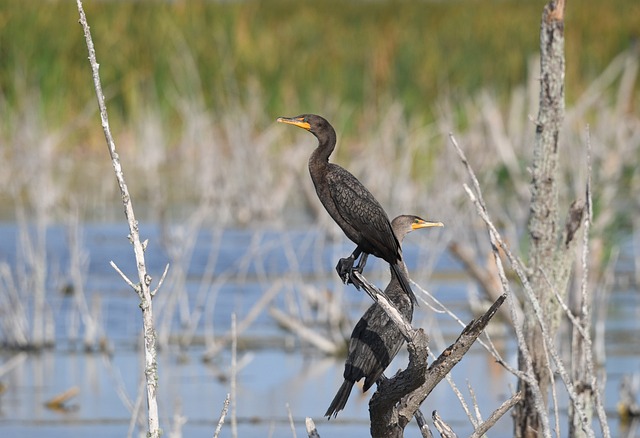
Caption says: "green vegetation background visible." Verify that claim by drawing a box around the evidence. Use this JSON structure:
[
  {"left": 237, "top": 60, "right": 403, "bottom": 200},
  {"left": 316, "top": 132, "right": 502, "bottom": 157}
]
[{"left": 1, "top": 0, "right": 638, "bottom": 135}]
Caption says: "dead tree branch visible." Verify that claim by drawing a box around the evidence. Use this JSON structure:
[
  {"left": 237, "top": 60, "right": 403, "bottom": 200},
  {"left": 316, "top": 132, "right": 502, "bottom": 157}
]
[
  {"left": 366, "top": 281, "right": 506, "bottom": 438},
  {"left": 76, "top": 2, "right": 161, "bottom": 436}
]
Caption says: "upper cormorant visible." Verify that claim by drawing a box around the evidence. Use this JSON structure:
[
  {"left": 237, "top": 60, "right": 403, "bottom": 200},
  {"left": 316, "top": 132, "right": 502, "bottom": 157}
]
[
  {"left": 324, "top": 215, "right": 442, "bottom": 418},
  {"left": 276, "top": 114, "right": 424, "bottom": 302}
]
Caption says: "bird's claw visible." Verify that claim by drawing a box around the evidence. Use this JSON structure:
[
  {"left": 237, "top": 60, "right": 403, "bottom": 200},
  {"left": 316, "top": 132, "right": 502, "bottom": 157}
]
[{"left": 336, "top": 256, "right": 354, "bottom": 284}]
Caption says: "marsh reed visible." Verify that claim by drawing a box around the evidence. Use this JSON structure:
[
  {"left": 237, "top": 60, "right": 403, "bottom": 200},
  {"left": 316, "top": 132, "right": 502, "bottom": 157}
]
[{"left": 0, "top": 46, "right": 637, "bottom": 353}]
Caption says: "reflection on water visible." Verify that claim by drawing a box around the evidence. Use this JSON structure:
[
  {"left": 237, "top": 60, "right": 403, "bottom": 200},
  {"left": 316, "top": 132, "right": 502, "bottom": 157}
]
[{"left": 0, "top": 224, "right": 638, "bottom": 437}]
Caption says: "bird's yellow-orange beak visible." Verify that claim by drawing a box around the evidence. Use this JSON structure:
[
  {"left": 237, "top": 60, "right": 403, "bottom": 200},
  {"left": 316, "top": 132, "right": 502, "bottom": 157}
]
[
  {"left": 412, "top": 219, "right": 444, "bottom": 230},
  {"left": 277, "top": 116, "right": 311, "bottom": 131}
]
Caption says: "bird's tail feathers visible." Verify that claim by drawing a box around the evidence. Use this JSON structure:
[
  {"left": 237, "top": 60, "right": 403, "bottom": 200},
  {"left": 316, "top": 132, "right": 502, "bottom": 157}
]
[
  {"left": 325, "top": 380, "right": 354, "bottom": 419},
  {"left": 391, "top": 262, "right": 418, "bottom": 306}
]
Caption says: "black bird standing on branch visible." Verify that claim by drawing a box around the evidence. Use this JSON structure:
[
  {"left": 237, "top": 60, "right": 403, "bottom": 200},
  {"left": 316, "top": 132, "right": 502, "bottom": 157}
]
[
  {"left": 324, "top": 215, "right": 443, "bottom": 419},
  {"left": 277, "top": 114, "right": 419, "bottom": 302}
]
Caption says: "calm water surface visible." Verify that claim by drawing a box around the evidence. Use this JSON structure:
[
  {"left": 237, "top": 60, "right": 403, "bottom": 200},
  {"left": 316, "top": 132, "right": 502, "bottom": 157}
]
[{"left": 0, "top": 223, "right": 638, "bottom": 437}]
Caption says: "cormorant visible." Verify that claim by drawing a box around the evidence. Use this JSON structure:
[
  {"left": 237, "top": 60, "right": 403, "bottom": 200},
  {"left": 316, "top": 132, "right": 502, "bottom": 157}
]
[
  {"left": 276, "top": 114, "right": 418, "bottom": 302},
  {"left": 325, "top": 214, "right": 443, "bottom": 418}
]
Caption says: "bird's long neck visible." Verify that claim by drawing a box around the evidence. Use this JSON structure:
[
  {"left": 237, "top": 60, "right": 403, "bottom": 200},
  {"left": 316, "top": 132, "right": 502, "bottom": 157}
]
[
  {"left": 308, "top": 127, "right": 337, "bottom": 191},
  {"left": 310, "top": 126, "right": 337, "bottom": 164}
]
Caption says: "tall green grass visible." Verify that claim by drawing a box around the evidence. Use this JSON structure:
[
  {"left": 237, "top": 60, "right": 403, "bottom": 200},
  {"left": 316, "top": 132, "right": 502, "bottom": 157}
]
[
  {"left": 1, "top": 0, "right": 637, "bottom": 131},
  {"left": 0, "top": 0, "right": 638, "bottom": 228}
]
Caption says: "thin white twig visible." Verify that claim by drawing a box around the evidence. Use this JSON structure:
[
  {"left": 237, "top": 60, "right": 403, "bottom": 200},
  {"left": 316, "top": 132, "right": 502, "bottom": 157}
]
[
  {"left": 151, "top": 263, "right": 170, "bottom": 297},
  {"left": 110, "top": 261, "right": 137, "bottom": 291},
  {"left": 467, "top": 381, "right": 483, "bottom": 425},
  {"left": 286, "top": 403, "right": 297, "bottom": 438},
  {"left": 549, "top": 273, "right": 591, "bottom": 342},
  {"left": 231, "top": 313, "right": 238, "bottom": 438},
  {"left": 469, "top": 391, "right": 524, "bottom": 438},
  {"left": 213, "top": 394, "right": 230, "bottom": 438}
]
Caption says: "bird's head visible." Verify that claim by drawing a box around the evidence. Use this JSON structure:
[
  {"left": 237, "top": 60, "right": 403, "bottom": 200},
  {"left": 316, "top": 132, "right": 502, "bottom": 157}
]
[
  {"left": 392, "top": 215, "right": 444, "bottom": 242},
  {"left": 276, "top": 114, "right": 332, "bottom": 137}
]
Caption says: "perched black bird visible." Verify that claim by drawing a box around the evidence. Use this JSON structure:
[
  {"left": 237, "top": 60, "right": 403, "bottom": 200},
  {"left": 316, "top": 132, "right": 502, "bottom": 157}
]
[
  {"left": 277, "top": 114, "right": 418, "bottom": 301},
  {"left": 324, "top": 215, "right": 443, "bottom": 418}
]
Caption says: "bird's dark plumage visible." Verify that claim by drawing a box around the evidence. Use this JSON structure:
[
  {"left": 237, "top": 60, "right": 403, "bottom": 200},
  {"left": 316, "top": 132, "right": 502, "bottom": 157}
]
[
  {"left": 277, "top": 114, "right": 413, "bottom": 300},
  {"left": 324, "top": 215, "right": 443, "bottom": 419}
]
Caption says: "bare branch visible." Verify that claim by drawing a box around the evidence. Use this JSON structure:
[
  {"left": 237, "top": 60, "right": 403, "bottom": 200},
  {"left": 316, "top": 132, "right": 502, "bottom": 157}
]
[
  {"left": 110, "top": 261, "right": 137, "bottom": 291},
  {"left": 151, "top": 263, "right": 170, "bottom": 297},
  {"left": 469, "top": 391, "right": 524, "bottom": 438},
  {"left": 76, "top": 2, "right": 161, "bottom": 435},
  {"left": 213, "top": 394, "right": 230, "bottom": 438}
]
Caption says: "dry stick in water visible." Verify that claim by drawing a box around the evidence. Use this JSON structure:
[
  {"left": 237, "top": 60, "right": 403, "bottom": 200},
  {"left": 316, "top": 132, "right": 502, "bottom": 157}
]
[
  {"left": 213, "top": 394, "right": 231, "bottom": 438},
  {"left": 76, "top": 2, "right": 167, "bottom": 436}
]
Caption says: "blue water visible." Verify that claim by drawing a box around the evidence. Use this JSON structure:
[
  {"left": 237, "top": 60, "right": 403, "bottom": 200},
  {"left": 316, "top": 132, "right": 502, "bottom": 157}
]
[{"left": 0, "top": 223, "right": 637, "bottom": 437}]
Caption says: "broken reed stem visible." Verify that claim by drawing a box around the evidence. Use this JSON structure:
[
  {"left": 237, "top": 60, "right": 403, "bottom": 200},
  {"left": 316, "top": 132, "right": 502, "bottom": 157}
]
[{"left": 76, "top": 2, "right": 160, "bottom": 436}]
